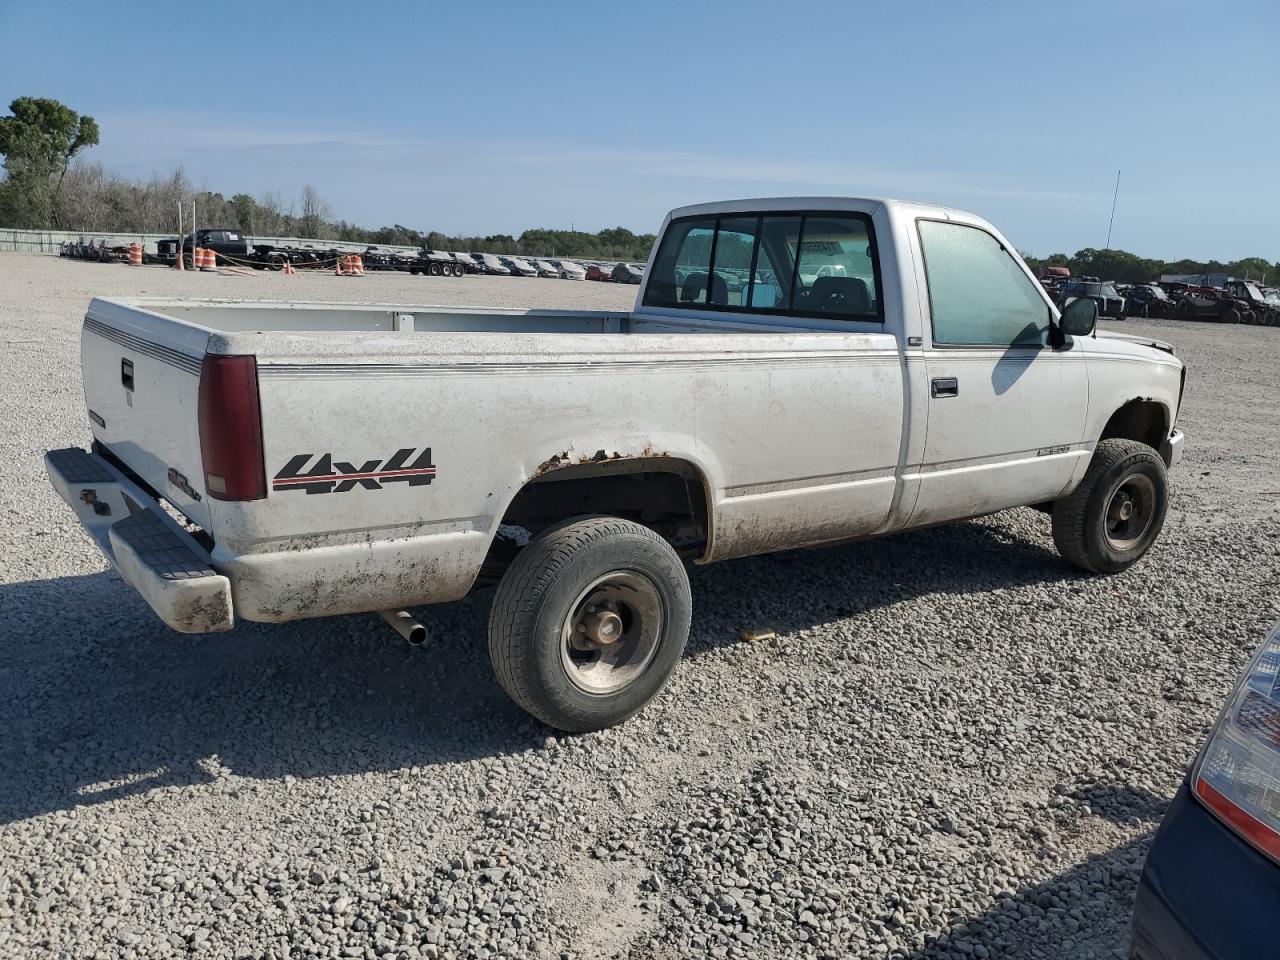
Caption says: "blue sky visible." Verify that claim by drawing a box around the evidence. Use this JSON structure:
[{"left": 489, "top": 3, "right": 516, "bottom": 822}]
[{"left": 1, "top": 0, "right": 1276, "bottom": 260}]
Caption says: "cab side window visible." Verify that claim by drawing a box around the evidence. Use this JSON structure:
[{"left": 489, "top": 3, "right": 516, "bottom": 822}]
[
  {"left": 918, "top": 220, "right": 1050, "bottom": 347},
  {"left": 642, "top": 218, "right": 715, "bottom": 307}
]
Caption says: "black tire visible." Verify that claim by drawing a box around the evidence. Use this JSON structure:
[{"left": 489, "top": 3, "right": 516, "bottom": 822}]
[
  {"left": 428, "top": 261, "right": 443, "bottom": 276},
  {"left": 1051, "top": 438, "right": 1168, "bottom": 574},
  {"left": 1223, "top": 307, "right": 1242, "bottom": 324},
  {"left": 488, "top": 516, "right": 692, "bottom": 732}
]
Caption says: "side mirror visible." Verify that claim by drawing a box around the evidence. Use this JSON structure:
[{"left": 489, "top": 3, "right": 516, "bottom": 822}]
[{"left": 1058, "top": 296, "right": 1098, "bottom": 337}]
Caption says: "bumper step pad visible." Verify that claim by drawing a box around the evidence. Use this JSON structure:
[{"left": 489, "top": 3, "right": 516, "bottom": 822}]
[
  {"left": 110, "top": 510, "right": 216, "bottom": 581},
  {"left": 46, "top": 447, "right": 116, "bottom": 484}
]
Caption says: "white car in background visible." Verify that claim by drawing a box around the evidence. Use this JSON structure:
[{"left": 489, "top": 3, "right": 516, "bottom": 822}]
[
  {"left": 551, "top": 259, "right": 587, "bottom": 280},
  {"left": 530, "top": 259, "right": 561, "bottom": 278}
]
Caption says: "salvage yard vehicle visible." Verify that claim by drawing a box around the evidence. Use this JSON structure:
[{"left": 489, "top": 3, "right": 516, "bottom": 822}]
[
  {"left": 612, "top": 262, "right": 644, "bottom": 284},
  {"left": 502, "top": 256, "right": 538, "bottom": 277},
  {"left": 1126, "top": 283, "right": 1176, "bottom": 319},
  {"left": 155, "top": 229, "right": 252, "bottom": 268},
  {"left": 44, "top": 196, "right": 1186, "bottom": 733},
  {"left": 1176, "top": 286, "right": 1253, "bottom": 323},
  {"left": 409, "top": 250, "right": 465, "bottom": 277},
  {"left": 1222, "top": 279, "right": 1280, "bottom": 326},
  {"left": 451, "top": 252, "right": 485, "bottom": 275},
  {"left": 1058, "top": 279, "right": 1127, "bottom": 319},
  {"left": 472, "top": 253, "right": 512, "bottom": 275},
  {"left": 551, "top": 259, "right": 587, "bottom": 280},
  {"left": 586, "top": 263, "right": 613, "bottom": 281},
  {"left": 1131, "top": 620, "right": 1280, "bottom": 960}
]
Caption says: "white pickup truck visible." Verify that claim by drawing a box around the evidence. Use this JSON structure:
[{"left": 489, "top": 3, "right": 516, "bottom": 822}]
[{"left": 47, "top": 197, "right": 1185, "bottom": 731}]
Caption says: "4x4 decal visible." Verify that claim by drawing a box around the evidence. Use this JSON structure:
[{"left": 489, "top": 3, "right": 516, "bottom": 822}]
[{"left": 272, "top": 448, "right": 436, "bottom": 495}]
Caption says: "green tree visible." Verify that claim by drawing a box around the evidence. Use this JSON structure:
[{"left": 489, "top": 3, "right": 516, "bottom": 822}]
[{"left": 0, "top": 96, "right": 99, "bottom": 227}]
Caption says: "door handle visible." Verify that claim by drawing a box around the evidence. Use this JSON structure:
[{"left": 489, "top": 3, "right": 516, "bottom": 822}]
[
  {"left": 930, "top": 377, "right": 958, "bottom": 398},
  {"left": 121, "top": 358, "right": 134, "bottom": 391}
]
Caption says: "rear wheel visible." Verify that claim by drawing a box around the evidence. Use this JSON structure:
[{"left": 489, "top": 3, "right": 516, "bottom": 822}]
[
  {"left": 1051, "top": 438, "right": 1168, "bottom": 574},
  {"left": 1224, "top": 307, "right": 1242, "bottom": 324},
  {"left": 429, "top": 261, "right": 443, "bottom": 276},
  {"left": 488, "top": 516, "right": 692, "bottom": 732}
]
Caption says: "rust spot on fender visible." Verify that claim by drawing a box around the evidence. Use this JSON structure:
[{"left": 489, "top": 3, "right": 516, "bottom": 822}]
[{"left": 534, "top": 452, "right": 571, "bottom": 477}]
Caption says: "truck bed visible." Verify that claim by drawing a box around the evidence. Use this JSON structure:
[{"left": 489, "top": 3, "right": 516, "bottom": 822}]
[{"left": 76, "top": 296, "right": 905, "bottom": 627}]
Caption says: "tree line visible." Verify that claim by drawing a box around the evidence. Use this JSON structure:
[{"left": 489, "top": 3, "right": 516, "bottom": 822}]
[{"left": 2, "top": 96, "right": 1273, "bottom": 275}]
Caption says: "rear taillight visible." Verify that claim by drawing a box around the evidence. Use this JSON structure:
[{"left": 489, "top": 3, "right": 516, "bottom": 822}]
[
  {"left": 1193, "top": 624, "right": 1280, "bottom": 862},
  {"left": 198, "top": 354, "right": 266, "bottom": 501}
]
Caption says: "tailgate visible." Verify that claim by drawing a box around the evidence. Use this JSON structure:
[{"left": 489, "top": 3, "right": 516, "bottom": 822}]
[{"left": 80, "top": 298, "right": 214, "bottom": 529}]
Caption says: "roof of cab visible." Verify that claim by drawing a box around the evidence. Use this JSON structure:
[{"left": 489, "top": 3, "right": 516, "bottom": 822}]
[{"left": 663, "top": 196, "right": 984, "bottom": 224}]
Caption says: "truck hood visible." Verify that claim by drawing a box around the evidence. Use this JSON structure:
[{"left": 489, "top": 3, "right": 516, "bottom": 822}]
[{"left": 1095, "top": 329, "right": 1176, "bottom": 356}]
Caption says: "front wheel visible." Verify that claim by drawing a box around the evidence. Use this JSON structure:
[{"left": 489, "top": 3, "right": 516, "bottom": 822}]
[
  {"left": 1051, "top": 438, "right": 1168, "bottom": 574},
  {"left": 488, "top": 516, "right": 692, "bottom": 732}
]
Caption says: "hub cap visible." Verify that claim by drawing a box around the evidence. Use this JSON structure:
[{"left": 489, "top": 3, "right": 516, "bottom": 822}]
[
  {"left": 561, "top": 571, "right": 664, "bottom": 695},
  {"left": 1105, "top": 473, "right": 1156, "bottom": 550}
]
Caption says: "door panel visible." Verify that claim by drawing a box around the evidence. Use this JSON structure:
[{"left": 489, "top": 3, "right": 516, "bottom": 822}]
[
  {"left": 906, "top": 218, "right": 1090, "bottom": 526},
  {"left": 908, "top": 346, "right": 1089, "bottom": 526}
]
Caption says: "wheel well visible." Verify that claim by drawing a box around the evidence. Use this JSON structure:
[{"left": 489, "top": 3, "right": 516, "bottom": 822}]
[
  {"left": 480, "top": 458, "right": 711, "bottom": 582},
  {"left": 1099, "top": 399, "right": 1169, "bottom": 451}
]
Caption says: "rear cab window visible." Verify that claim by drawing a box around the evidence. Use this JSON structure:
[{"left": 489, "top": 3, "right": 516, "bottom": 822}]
[{"left": 643, "top": 210, "right": 882, "bottom": 323}]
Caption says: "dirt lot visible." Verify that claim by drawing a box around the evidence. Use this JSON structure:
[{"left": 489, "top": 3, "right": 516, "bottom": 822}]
[{"left": 2, "top": 252, "right": 1278, "bottom": 959}]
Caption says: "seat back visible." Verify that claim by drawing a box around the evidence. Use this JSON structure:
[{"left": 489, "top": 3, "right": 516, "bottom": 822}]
[{"left": 809, "top": 276, "right": 871, "bottom": 314}]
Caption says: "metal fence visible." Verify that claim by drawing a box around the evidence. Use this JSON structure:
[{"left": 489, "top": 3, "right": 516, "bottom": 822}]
[{"left": 0, "top": 228, "right": 418, "bottom": 256}]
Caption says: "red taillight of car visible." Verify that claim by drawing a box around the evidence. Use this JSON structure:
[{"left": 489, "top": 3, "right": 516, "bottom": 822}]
[
  {"left": 1192, "top": 624, "right": 1280, "bottom": 863},
  {"left": 197, "top": 354, "right": 266, "bottom": 501}
]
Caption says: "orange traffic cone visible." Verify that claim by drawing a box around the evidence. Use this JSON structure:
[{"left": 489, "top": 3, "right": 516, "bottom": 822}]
[
  {"left": 128, "top": 243, "right": 143, "bottom": 266},
  {"left": 283, "top": 260, "right": 296, "bottom": 275},
  {"left": 200, "top": 247, "right": 217, "bottom": 272},
  {"left": 335, "top": 255, "right": 345, "bottom": 276},
  {"left": 350, "top": 254, "right": 364, "bottom": 276}
]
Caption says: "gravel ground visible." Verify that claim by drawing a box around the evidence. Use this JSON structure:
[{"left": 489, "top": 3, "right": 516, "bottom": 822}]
[{"left": 2, "top": 251, "right": 1278, "bottom": 959}]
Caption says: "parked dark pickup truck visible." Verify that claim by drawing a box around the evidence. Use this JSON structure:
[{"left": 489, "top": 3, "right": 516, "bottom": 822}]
[{"left": 154, "top": 229, "right": 252, "bottom": 267}]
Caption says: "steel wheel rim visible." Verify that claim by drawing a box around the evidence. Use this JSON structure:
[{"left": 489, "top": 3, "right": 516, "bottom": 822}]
[
  {"left": 1104, "top": 473, "right": 1157, "bottom": 549},
  {"left": 560, "top": 571, "right": 664, "bottom": 696}
]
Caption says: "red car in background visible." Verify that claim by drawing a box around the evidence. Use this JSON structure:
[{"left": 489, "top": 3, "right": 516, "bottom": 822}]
[{"left": 586, "top": 264, "right": 613, "bottom": 282}]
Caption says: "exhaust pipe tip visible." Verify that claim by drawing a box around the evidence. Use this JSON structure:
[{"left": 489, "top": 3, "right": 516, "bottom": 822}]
[{"left": 378, "top": 609, "right": 427, "bottom": 646}]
